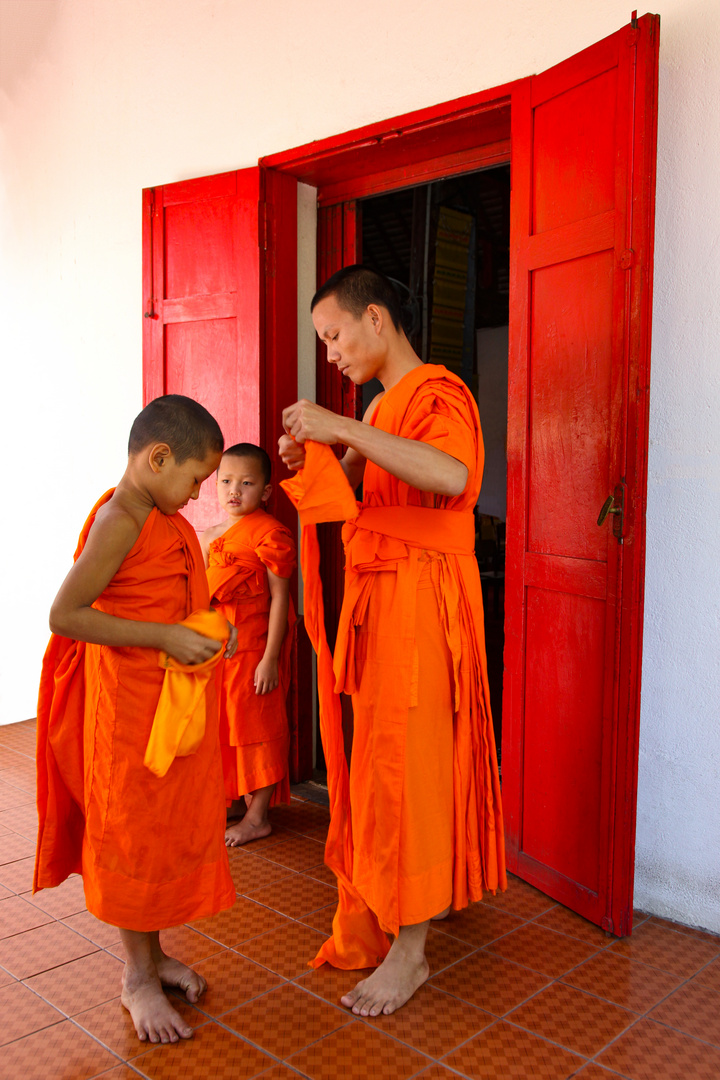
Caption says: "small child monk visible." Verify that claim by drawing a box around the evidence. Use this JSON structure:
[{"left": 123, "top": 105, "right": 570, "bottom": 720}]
[
  {"left": 201, "top": 443, "right": 296, "bottom": 847},
  {"left": 34, "top": 394, "right": 237, "bottom": 1045}
]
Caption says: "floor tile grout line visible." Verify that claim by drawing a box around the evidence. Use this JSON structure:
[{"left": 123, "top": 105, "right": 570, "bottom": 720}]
[{"left": 493, "top": 1007, "right": 642, "bottom": 1062}]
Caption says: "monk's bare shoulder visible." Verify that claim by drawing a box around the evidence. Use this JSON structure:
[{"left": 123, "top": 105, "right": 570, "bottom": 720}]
[
  {"left": 88, "top": 496, "right": 146, "bottom": 558},
  {"left": 363, "top": 391, "right": 385, "bottom": 425}
]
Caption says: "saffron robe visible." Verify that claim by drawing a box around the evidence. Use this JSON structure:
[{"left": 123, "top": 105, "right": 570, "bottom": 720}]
[
  {"left": 207, "top": 509, "right": 296, "bottom": 805},
  {"left": 282, "top": 364, "right": 505, "bottom": 969},
  {"left": 34, "top": 491, "right": 236, "bottom": 932}
]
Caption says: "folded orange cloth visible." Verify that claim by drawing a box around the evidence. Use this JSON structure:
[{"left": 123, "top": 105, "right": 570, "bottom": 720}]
[
  {"left": 144, "top": 608, "right": 228, "bottom": 778},
  {"left": 34, "top": 491, "right": 235, "bottom": 932}
]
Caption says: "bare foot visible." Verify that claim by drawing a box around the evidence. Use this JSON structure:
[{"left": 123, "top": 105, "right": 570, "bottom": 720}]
[
  {"left": 340, "top": 939, "right": 429, "bottom": 1017},
  {"left": 225, "top": 817, "right": 271, "bottom": 847},
  {"left": 155, "top": 952, "right": 207, "bottom": 1004},
  {"left": 432, "top": 906, "right": 451, "bottom": 921},
  {"left": 121, "top": 969, "right": 193, "bottom": 1043}
]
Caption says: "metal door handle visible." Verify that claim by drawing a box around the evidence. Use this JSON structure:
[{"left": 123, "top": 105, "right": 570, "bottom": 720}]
[{"left": 597, "top": 483, "right": 626, "bottom": 540}]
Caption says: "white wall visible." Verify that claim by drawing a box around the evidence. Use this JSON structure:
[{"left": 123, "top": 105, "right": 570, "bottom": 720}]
[{"left": 1, "top": 0, "right": 718, "bottom": 931}]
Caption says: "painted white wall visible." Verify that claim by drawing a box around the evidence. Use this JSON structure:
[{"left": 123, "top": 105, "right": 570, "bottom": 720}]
[{"left": 1, "top": 0, "right": 718, "bottom": 931}]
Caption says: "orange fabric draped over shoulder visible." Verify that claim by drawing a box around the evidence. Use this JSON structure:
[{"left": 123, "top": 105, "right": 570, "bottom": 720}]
[
  {"left": 34, "top": 492, "right": 235, "bottom": 932},
  {"left": 207, "top": 509, "right": 296, "bottom": 805},
  {"left": 282, "top": 364, "right": 505, "bottom": 971}
]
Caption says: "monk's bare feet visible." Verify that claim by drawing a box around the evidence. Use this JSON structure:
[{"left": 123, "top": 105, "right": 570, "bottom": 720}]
[
  {"left": 432, "top": 906, "right": 451, "bottom": 921},
  {"left": 121, "top": 969, "right": 193, "bottom": 1043},
  {"left": 155, "top": 953, "right": 207, "bottom": 1004},
  {"left": 225, "top": 817, "right": 271, "bottom": 847},
  {"left": 340, "top": 932, "right": 430, "bottom": 1017}
]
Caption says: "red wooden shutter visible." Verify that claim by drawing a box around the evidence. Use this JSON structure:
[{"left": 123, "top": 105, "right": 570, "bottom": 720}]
[
  {"left": 504, "top": 14, "right": 659, "bottom": 935},
  {"left": 142, "top": 166, "right": 298, "bottom": 536}
]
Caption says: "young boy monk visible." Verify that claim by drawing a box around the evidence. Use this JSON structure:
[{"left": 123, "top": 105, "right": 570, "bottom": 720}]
[
  {"left": 34, "top": 394, "right": 237, "bottom": 1045},
  {"left": 201, "top": 443, "right": 296, "bottom": 846},
  {"left": 279, "top": 266, "right": 505, "bottom": 1018}
]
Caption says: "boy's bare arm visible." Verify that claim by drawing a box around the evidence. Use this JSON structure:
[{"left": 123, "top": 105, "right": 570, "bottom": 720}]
[
  {"left": 254, "top": 570, "right": 291, "bottom": 695},
  {"left": 50, "top": 505, "right": 221, "bottom": 665}
]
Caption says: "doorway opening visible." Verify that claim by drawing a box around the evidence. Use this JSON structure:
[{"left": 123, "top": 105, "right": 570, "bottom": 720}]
[{"left": 358, "top": 166, "right": 510, "bottom": 762}]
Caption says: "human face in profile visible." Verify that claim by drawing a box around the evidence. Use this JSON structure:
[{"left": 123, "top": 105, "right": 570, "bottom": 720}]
[{"left": 312, "top": 295, "right": 385, "bottom": 385}]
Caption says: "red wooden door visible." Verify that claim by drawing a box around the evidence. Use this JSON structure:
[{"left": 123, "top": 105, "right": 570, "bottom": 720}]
[
  {"left": 504, "top": 14, "right": 659, "bottom": 935},
  {"left": 142, "top": 165, "right": 315, "bottom": 782},
  {"left": 142, "top": 166, "right": 297, "bottom": 535}
]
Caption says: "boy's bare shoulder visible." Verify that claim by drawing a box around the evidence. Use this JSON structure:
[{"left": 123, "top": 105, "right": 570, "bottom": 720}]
[
  {"left": 200, "top": 519, "right": 230, "bottom": 544},
  {"left": 89, "top": 496, "right": 146, "bottom": 553}
]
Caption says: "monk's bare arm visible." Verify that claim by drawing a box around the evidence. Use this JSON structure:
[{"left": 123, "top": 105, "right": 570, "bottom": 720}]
[
  {"left": 50, "top": 507, "right": 221, "bottom": 664},
  {"left": 254, "top": 570, "right": 290, "bottom": 695},
  {"left": 281, "top": 399, "right": 468, "bottom": 497}
]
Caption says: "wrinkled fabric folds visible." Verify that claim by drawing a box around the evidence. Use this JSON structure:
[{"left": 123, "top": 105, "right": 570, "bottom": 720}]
[
  {"left": 34, "top": 490, "right": 235, "bottom": 931},
  {"left": 282, "top": 363, "right": 505, "bottom": 970},
  {"left": 207, "top": 510, "right": 296, "bottom": 806}
]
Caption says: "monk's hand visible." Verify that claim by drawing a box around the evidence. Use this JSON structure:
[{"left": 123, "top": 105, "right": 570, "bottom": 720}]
[
  {"left": 254, "top": 656, "right": 279, "bottom": 695},
  {"left": 282, "top": 399, "right": 343, "bottom": 447},
  {"left": 278, "top": 433, "right": 306, "bottom": 472},
  {"left": 163, "top": 624, "right": 224, "bottom": 665},
  {"left": 224, "top": 623, "right": 238, "bottom": 660}
]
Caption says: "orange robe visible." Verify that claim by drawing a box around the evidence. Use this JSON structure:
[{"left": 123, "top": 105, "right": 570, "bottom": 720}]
[
  {"left": 34, "top": 492, "right": 235, "bottom": 932},
  {"left": 282, "top": 364, "right": 505, "bottom": 969},
  {"left": 207, "top": 509, "right": 296, "bottom": 806}
]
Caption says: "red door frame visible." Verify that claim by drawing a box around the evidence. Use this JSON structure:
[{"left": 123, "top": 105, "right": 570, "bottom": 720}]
[{"left": 260, "top": 13, "right": 657, "bottom": 934}]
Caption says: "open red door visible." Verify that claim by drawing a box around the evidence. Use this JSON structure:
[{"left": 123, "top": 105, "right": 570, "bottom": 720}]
[
  {"left": 142, "top": 165, "right": 314, "bottom": 782},
  {"left": 504, "top": 14, "right": 659, "bottom": 935},
  {"left": 142, "top": 166, "right": 297, "bottom": 534}
]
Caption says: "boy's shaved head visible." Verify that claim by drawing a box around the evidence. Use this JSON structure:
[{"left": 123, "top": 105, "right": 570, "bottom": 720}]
[
  {"left": 311, "top": 264, "right": 404, "bottom": 332},
  {"left": 222, "top": 443, "right": 272, "bottom": 485},
  {"left": 128, "top": 395, "right": 224, "bottom": 463}
]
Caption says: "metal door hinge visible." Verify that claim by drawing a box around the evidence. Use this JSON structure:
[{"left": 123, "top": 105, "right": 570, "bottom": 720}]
[{"left": 620, "top": 249, "right": 634, "bottom": 270}]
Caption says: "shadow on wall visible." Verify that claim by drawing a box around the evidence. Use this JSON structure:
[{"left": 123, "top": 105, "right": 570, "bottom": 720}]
[{"left": 0, "top": 0, "right": 61, "bottom": 95}]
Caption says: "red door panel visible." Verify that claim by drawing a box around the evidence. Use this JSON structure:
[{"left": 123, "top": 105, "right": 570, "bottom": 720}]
[
  {"left": 143, "top": 169, "right": 262, "bottom": 532},
  {"left": 504, "top": 14, "right": 659, "bottom": 935}
]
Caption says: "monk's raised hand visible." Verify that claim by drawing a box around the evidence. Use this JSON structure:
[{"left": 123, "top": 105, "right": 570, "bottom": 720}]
[
  {"left": 282, "top": 399, "right": 341, "bottom": 446},
  {"left": 163, "top": 624, "right": 224, "bottom": 666},
  {"left": 278, "top": 433, "right": 306, "bottom": 471},
  {"left": 224, "top": 623, "right": 238, "bottom": 660}
]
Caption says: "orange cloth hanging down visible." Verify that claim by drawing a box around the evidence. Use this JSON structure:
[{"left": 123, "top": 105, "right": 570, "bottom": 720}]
[
  {"left": 207, "top": 509, "right": 296, "bottom": 806},
  {"left": 281, "top": 363, "right": 505, "bottom": 971},
  {"left": 144, "top": 608, "right": 228, "bottom": 778},
  {"left": 34, "top": 491, "right": 235, "bottom": 932}
]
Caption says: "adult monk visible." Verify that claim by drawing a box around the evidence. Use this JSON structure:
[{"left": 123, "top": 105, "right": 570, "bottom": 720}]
[
  {"left": 34, "top": 395, "right": 237, "bottom": 1044},
  {"left": 279, "top": 266, "right": 505, "bottom": 1018}
]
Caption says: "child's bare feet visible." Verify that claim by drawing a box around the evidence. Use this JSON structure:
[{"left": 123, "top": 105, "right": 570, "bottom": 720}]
[
  {"left": 121, "top": 968, "right": 193, "bottom": 1043},
  {"left": 340, "top": 926, "right": 430, "bottom": 1017},
  {"left": 155, "top": 953, "right": 207, "bottom": 1003},
  {"left": 225, "top": 817, "right": 272, "bottom": 846}
]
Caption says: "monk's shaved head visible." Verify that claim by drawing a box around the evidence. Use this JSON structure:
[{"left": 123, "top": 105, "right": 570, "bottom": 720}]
[
  {"left": 222, "top": 443, "right": 272, "bottom": 485},
  {"left": 128, "top": 395, "right": 224, "bottom": 463},
  {"left": 311, "top": 265, "right": 404, "bottom": 333}
]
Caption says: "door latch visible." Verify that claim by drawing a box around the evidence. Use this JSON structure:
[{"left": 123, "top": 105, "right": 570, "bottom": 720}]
[{"left": 597, "top": 482, "right": 626, "bottom": 541}]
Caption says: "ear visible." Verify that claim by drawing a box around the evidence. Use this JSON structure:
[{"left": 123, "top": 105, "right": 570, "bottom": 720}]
[
  {"left": 149, "top": 443, "right": 172, "bottom": 474},
  {"left": 366, "top": 304, "right": 384, "bottom": 334},
  {"left": 262, "top": 483, "right": 273, "bottom": 503}
]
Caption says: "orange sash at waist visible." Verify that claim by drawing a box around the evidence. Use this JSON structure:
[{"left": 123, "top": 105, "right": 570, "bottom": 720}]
[{"left": 347, "top": 505, "right": 475, "bottom": 556}]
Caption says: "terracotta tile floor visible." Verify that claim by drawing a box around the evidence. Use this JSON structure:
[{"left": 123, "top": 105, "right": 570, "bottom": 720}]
[{"left": 2, "top": 719, "right": 720, "bottom": 1079}]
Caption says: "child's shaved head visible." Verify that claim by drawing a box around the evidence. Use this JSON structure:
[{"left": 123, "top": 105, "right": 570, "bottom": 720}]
[
  {"left": 128, "top": 395, "right": 224, "bottom": 463},
  {"left": 222, "top": 443, "right": 272, "bottom": 486}
]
